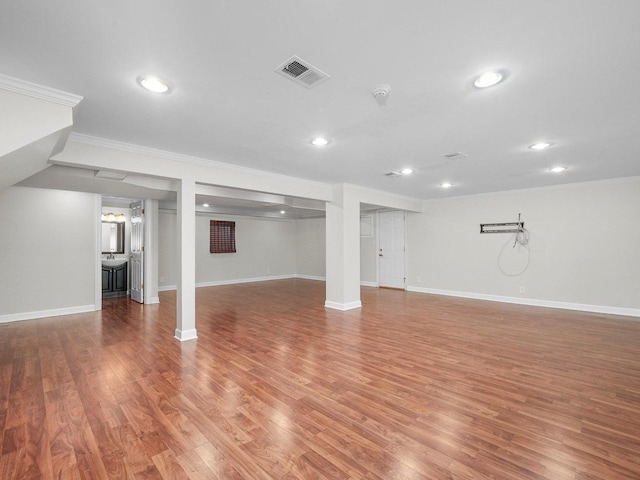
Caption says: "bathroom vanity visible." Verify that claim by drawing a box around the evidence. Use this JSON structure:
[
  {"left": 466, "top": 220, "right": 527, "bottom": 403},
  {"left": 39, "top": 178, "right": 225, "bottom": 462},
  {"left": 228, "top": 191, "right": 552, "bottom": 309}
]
[{"left": 102, "top": 260, "right": 128, "bottom": 297}]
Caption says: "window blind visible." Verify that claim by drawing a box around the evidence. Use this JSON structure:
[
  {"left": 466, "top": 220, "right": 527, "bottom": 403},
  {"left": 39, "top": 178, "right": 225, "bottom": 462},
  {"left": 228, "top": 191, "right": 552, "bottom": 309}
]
[{"left": 210, "top": 220, "right": 236, "bottom": 253}]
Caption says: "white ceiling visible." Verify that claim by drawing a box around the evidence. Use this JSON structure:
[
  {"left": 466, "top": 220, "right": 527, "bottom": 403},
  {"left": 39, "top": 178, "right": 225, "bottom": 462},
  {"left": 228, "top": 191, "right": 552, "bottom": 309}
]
[{"left": 2, "top": 0, "right": 640, "bottom": 201}]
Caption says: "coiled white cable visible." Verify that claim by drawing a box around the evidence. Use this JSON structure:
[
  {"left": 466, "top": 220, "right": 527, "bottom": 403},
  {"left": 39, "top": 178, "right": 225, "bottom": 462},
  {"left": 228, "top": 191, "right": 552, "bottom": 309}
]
[{"left": 498, "top": 225, "right": 530, "bottom": 276}]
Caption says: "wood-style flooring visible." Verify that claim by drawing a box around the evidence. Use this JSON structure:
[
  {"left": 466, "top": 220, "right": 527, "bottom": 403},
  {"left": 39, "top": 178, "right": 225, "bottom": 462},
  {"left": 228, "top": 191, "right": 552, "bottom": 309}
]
[{"left": 1, "top": 279, "right": 640, "bottom": 479}]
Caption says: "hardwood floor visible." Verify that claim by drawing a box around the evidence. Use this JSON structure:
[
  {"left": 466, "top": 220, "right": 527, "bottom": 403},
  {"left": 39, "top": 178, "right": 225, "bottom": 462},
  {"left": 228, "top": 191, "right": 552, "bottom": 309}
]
[{"left": 1, "top": 279, "right": 640, "bottom": 479}]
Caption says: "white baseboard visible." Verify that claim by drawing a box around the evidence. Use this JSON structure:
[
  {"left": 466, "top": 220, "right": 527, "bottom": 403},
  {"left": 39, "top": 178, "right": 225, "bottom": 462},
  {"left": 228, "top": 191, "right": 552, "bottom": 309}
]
[
  {"left": 360, "top": 281, "right": 378, "bottom": 287},
  {"left": 0, "top": 304, "right": 97, "bottom": 324},
  {"left": 297, "top": 275, "right": 326, "bottom": 281},
  {"left": 196, "top": 274, "right": 296, "bottom": 288},
  {"left": 145, "top": 297, "right": 160, "bottom": 304},
  {"left": 325, "top": 300, "right": 362, "bottom": 311},
  {"left": 406, "top": 286, "right": 640, "bottom": 318},
  {"left": 174, "top": 328, "right": 198, "bottom": 341},
  {"left": 160, "top": 275, "right": 327, "bottom": 292}
]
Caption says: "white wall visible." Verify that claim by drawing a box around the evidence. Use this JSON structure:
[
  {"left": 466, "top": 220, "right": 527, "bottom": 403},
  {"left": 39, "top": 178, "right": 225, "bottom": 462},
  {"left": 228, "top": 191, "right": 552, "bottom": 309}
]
[
  {"left": 158, "top": 211, "right": 177, "bottom": 288},
  {"left": 159, "top": 213, "right": 378, "bottom": 287},
  {"left": 407, "top": 178, "right": 640, "bottom": 314},
  {"left": 158, "top": 212, "right": 298, "bottom": 288},
  {"left": 0, "top": 186, "right": 97, "bottom": 320},
  {"left": 296, "top": 217, "right": 326, "bottom": 279}
]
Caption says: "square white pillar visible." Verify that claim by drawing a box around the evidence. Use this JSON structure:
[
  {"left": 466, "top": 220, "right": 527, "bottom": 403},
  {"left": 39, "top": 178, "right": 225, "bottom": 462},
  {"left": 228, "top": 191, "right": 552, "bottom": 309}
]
[
  {"left": 175, "top": 178, "right": 197, "bottom": 341},
  {"left": 325, "top": 186, "right": 362, "bottom": 310}
]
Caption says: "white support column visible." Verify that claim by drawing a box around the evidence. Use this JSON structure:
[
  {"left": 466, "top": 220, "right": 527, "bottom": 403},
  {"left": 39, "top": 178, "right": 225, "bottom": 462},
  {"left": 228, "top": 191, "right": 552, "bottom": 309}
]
[
  {"left": 175, "top": 178, "right": 197, "bottom": 341},
  {"left": 325, "top": 186, "right": 362, "bottom": 310}
]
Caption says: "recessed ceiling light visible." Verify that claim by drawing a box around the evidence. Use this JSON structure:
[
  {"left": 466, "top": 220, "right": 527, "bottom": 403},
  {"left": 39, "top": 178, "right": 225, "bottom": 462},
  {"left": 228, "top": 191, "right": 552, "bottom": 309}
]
[
  {"left": 529, "top": 142, "right": 554, "bottom": 150},
  {"left": 280, "top": 210, "right": 286, "bottom": 214},
  {"left": 311, "top": 137, "right": 329, "bottom": 147},
  {"left": 549, "top": 166, "right": 567, "bottom": 173},
  {"left": 473, "top": 71, "right": 504, "bottom": 88},
  {"left": 401, "top": 168, "right": 413, "bottom": 175},
  {"left": 440, "top": 182, "right": 453, "bottom": 188},
  {"left": 138, "top": 76, "right": 170, "bottom": 93},
  {"left": 202, "top": 203, "right": 210, "bottom": 207}
]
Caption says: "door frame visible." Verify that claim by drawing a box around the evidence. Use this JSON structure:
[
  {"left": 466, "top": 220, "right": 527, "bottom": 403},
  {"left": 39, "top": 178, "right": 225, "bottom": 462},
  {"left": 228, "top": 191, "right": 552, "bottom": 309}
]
[
  {"left": 96, "top": 196, "right": 149, "bottom": 309},
  {"left": 376, "top": 209, "right": 407, "bottom": 290},
  {"left": 129, "top": 200, "right": 144, "bottom": 303}
]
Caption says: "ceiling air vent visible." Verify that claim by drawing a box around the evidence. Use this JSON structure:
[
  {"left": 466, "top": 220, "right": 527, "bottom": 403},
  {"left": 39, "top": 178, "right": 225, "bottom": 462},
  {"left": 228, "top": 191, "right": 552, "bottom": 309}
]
[
  {"left": 275, "top": 56, "right": 330, "bottom": 89},
  {"left": 441, "top": 152, "right": 469, "bottom": 160}
]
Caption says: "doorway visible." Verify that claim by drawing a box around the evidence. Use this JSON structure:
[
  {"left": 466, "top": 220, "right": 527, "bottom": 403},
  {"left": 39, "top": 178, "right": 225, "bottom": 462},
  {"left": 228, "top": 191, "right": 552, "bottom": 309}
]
[
  {"left": 378, "top": 210, "right": 406, "bottom": 289},
  {"left": 98, "top": 197, "right": 147, "bottom": 305}
]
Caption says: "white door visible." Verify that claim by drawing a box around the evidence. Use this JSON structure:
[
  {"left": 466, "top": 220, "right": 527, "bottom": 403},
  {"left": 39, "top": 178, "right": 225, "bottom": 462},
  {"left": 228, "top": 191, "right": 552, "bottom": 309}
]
[
  {"left": 378, "top": 210, "right": 405, "bottom": 289},
  {"left": 130, "top": 201, "right": 144, "bottom": 303}
]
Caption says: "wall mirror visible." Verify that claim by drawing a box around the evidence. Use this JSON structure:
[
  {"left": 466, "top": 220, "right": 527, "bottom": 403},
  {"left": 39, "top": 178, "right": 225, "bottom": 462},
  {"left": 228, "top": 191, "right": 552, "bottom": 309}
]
[{"left": 101, "top": 222, "right": 125, "bottom": 254}]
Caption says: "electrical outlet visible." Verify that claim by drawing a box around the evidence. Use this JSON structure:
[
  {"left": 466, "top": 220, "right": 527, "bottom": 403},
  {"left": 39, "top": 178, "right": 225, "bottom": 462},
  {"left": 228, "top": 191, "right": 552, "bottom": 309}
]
[{"left": 519, "top": 286, "right": 526, "bottom": 294}]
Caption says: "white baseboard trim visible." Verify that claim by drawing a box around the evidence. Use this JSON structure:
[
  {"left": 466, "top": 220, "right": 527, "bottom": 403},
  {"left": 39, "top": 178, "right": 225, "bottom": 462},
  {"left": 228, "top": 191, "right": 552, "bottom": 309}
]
[
  {"left": 0, "top": 304, "right": 97, "bottom": 324},
  {"left": 196, "top": 274, "right": 296, "bottom": 288},
  {"left": 174, "top": 328, "right": 198, "bottom": 341},
  {"left": 406, "top": 286, "right": 640, "bottom": 318},
  {"left": 145, "top": 297, "right": 160, "bottom": 305},
  {"left": 296, "top": 275, "right": 326, "bottom": 281},
  {"left": 161, "top": 275, "right": 322, "bottom": 292},
  {"left": 360, "top": 281, "right": 378, "bottom": 287},
  {"left": 325, "top": 300, "right": 362, "bottom": 311}
]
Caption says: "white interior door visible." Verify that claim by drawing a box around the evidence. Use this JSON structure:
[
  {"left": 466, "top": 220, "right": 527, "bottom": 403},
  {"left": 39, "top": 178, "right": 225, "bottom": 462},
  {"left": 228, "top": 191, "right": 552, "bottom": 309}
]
[
  {"left": 130, "top": 201, "right": 144, "bottom": 303},
  {"left": 378, "top": 210, "right": 405, "bottom": 289}
]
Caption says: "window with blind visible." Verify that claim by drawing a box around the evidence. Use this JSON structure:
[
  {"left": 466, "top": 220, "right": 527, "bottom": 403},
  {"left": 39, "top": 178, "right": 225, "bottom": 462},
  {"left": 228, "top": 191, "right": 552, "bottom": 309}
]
[{"left": 209, "top": 220, "right": 236, "bottom": 253}]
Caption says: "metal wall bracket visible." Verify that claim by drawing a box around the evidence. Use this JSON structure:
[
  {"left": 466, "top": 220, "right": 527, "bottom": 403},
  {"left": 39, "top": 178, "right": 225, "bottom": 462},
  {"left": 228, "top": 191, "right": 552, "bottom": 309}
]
[{"left": 480, "top": 222, "right": 524, "bottom": 234}]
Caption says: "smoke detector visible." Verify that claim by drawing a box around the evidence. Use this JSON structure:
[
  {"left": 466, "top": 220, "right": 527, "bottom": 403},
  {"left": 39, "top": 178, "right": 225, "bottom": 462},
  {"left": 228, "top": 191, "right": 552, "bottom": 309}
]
[
  {"left": 371, "top": 84, "right": 391, "bottom": 106},
  {"left": 275, "top": 56, "right": 330, "bottom": 89}
]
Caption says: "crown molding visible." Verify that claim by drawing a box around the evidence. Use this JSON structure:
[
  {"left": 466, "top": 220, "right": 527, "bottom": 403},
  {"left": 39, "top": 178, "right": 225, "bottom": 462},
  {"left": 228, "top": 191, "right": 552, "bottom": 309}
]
[
  {"left": 68, "top": 132, "right": 332, "bottom": 191},
  {"left": 422, "top": 175, "right": 640, "bottom": 204},
  {"left": 0, "top": 74, "right": 83, "bottom": 107},
  {"left": 341, "top": 182, "right": 422, "bottom": 205}
]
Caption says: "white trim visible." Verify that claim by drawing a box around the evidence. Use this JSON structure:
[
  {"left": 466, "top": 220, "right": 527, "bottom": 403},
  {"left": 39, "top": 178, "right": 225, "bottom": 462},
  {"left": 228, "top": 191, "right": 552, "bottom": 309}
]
[
  {"left": 423, "top": 176, "right": 640, "bottom": 204},
  {"left": 325, "top": 300, "right": 362, "bottom": 311},
  {"left": 162, "top": 276, "right": 378, "bottom": 289},
  {"left": 406, "top": 286, "right": 640, "bottom": 318},
  {"left": 158, "top": 275, "right": 298, "bottom": 292},
  {"left": 375, "top": 210, "right": 380, "bottom": 286},
  {"left": 342, "top": 183, "right": 422, "bottom": 208},
  {"left": 297, "top": 275, "right": 326, "bottom": 281},
  {"left": 196, "top": 275, "right": 296, "bottom": 288},
  {"left": 0, "top": 74, "right": 83, "bottom": 107},
  {"left": 147, "top": 297, "right": 160, "bottom": 304},
  {"left": 69, "top": 132, "right": 331, "bottom": 190},
  {"left": 174, "top": 328, "right": 198, "bottom": 341},
  {"left": 94, "top": 195, "right": 102, "bottom": 311},
  {"left": 160, "top": 208, "right": 306, "bottom": 222},
  {"left": 0, "top": 305, "right": 96, "bottom": 324}
]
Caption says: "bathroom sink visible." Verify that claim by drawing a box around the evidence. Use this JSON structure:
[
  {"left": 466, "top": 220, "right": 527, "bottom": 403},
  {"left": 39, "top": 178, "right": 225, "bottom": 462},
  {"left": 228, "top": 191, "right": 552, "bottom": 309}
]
[{"left": 102, "top": 259, "right": 127, "bottom": 267}]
